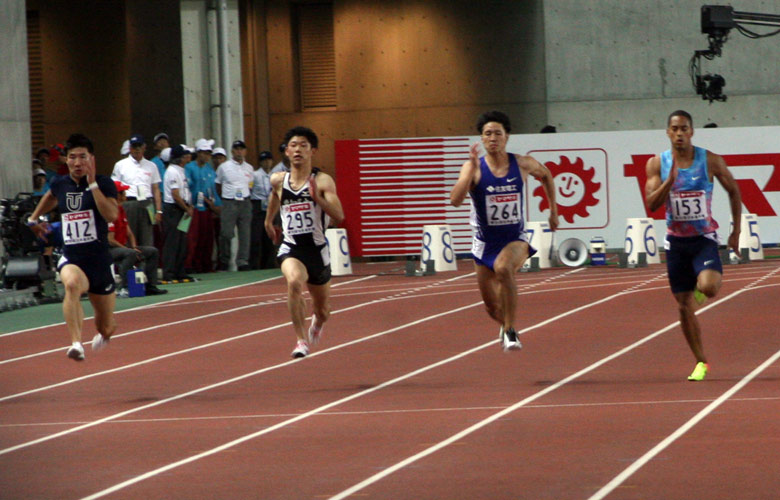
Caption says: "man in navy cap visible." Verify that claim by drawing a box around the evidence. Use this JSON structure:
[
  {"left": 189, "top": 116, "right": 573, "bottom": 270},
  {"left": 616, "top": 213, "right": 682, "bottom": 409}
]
[{"left": 111, "top": 134, "right": 163, "bottom": 248}]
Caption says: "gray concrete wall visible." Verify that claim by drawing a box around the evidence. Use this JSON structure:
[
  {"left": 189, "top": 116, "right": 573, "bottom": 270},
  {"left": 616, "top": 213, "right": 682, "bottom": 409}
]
[
  {"left": 543, "top": 0, "right": 780, "bottom": 131},
  {"left": 0, "top": 0, "right": 32, "bottom": 198}
]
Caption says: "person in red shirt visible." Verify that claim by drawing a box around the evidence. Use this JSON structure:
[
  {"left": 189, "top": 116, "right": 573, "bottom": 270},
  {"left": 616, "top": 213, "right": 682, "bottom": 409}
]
[{"left": 108, "top": 181, "right": 168, "bottom": 296}]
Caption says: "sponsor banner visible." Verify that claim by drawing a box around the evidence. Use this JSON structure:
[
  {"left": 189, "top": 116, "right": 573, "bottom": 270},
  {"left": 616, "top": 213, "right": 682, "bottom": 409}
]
[{"left": 335, "top": 127, "right": 780, "bottom": 256}]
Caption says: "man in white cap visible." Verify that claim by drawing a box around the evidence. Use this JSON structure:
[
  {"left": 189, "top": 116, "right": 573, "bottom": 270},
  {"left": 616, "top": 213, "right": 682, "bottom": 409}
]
[
  {"left": 184, "top": 138, "right": 221, "bottom": 274},
  {"left": 111, "top": 134, "right": 163, "bottom": 248}
]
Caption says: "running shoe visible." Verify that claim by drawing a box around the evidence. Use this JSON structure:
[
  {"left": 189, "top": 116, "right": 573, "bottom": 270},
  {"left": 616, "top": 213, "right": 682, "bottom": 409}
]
[
  {"left": 291, "top": 340, "right": 310, "bottom": 359},
  {"left": 67, "top": 342, "right": 85, "bottom": 361},
  {"left": 501, "top": 327, "right": 522, "bottom": 352},
  {"left": 307, "top": 318, "right": 323, "bottom": 345},
  {"left": 92, "top": 333, "right": 110, "bottom": 352},
  {"left": 693, "top": 288, "right": 707, "bottom": 305},
  {"left": 687, "top": 361, "right": 709, "bottom": 381}
]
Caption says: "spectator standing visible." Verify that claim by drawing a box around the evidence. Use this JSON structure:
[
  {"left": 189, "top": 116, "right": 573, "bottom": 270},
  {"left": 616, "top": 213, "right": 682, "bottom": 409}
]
[
  {"left": 162, "top": 145, "right": 194, "bottom": 281},
  {"left": 150, "top": 132, "right": 170, "bottom": 187},
  {"left": 250, "top": 150, "right": 275, "bottom": 269},
  {"left": 108, "top": 180, "right": 167, "bottom": 296},
  {"left": 111, "top": 134, "right": 163, "bottom": 247},
  {"left": 270, "top": 142, "right": 290, "bottom": 173},
  {"left": 216, "top": 140, "right": 254, "bottom": 271},
  {"left": 32, "top": 167, "right": 49, "bottom": 196},
  {"left": 184, "top": 138, "right": 221, "bottom": 273}
]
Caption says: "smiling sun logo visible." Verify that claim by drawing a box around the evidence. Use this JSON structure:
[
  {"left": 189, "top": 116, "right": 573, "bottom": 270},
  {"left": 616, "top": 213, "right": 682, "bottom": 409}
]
[{"left": 533, "top": 156, "right": 601, "bottom": 224}]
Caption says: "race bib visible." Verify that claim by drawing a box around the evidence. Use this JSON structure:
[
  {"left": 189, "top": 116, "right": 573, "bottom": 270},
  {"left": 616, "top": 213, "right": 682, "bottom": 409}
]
[
  {"left": 282, "top": 201, "right": 315, "bottom": 235},
  {"left": 62, "top": 210, "right": 98, "bottom": 245},
  {"left": 487, "top": 193, "right": 520, "bottom": 226},
  {"left": 670, "top": 191, "right": 706, "bottom": 221}
]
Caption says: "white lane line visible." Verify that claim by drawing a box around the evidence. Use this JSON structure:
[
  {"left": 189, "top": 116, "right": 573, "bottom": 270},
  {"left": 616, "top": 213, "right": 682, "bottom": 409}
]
[
  {"left": 0, "top": 275, "right": 284, "bottom": 338},
  {"left": 588, "top": 263, "right": 780, "bottom": 499},
  {"left": 327, "top": 266, "right": 779, "bottom": 500},
  {"left": 588, "top": 348, "right": 780, "bottom": 500},
  {"left": 4, "top": 397, "right": 778, "bottom": 428},
  {"left": 0, "top": 269, "right": 640, "bottom": 403},
  {"left": 77, "top": 272, "right": 650, "bottom": 499},
  {"left": 0, "top": 268, "right": 595, "bottom": 457},
  {"left": 0, "top": 274, "right": 377, "bottom": 366}
]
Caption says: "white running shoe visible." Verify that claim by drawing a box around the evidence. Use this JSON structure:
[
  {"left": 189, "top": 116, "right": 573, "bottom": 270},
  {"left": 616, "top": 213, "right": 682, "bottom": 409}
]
[
  {"left": 291, "top": 340, "right": 310, "bottom": 359},
  {"left": 67, "top": 342, "right": 85, "bottom": 361},
  {"left": 92, "top": 333, "right": 110, "bottom": 352},
  {"left": 501, "top": 327, "right": 522, "bottom": 352},
  {"left": 307, "top": 318, "right": 323, "bottom": 345}
]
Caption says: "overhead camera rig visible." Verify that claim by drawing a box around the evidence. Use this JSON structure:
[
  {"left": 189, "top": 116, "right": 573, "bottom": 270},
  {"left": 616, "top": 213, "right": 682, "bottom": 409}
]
[{"left": 691, "top": 5, "right": 780, "bottom": 103}]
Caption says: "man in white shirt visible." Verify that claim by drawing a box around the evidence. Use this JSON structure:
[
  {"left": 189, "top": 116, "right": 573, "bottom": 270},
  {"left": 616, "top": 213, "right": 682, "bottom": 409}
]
[
  {"left": 162, "top": 145, "right": 194, "bottom": 281},
  {"left": 111, "top": 134, "right": 163, "bottom": 247},
  {"left": 250, "top": 150, "right": 275, "bottom": 269},
  {"left": 215, "top": 140, "right": 254, "bottom": 271}
]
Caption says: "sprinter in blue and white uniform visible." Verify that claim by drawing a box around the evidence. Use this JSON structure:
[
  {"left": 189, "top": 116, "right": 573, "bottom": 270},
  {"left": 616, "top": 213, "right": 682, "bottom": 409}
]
[
  {"left": 27, "top": 133, "right": 119, "bottom": 361},
  {"left": 645, "top": 110, "right": 742, "bottom": 381},
  {"left": 265, "top": 126, "right": 344, "bottom": 359},
  {"left": 451, "top": 111, "right": 559, "bottom": 352}
]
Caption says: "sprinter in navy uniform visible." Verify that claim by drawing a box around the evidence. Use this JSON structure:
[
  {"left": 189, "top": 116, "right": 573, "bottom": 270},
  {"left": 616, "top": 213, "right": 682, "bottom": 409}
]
[
  {"left": 265, "top": 126, "right": 344, "bottom": 359},
  {"left": 451, "top": 111, "right": 559, "bottom": 352},
  {"left": 28, "top": 133, "right": 119, "bottom": 361}
]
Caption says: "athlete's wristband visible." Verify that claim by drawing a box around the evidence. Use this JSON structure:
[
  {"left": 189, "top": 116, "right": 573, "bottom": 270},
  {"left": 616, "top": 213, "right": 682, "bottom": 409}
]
[
  {"left": 26, "top": 218, "right": 37, "bottom": 227},
  {"left": 88, "top": 181, "right": 99, "bottom": 191}
]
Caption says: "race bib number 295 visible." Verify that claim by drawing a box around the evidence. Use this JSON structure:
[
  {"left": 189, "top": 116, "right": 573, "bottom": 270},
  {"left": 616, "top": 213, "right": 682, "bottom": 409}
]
[{"left": 283, "top": 202, "right": 315, "bottom": 235}]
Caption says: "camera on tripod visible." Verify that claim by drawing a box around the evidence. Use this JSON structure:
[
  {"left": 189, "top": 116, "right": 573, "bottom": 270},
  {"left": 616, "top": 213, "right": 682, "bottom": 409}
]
[{"left": 0, "top": 193, "right": 58, "bottom": 292}]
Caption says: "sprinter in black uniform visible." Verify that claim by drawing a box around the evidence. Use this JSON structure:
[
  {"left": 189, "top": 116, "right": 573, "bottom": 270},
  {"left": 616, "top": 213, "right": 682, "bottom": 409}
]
[
  {"left": 265, "top": 126, "right": 344, "bottom": 358},
  {"left": 28, "top": 133, "right": 119, "bottom": 361}
]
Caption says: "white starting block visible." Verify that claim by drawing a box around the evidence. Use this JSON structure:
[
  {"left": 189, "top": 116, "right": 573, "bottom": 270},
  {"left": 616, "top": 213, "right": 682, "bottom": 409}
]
[
  {"left": 325, "top": 228, "right": 353, "bottom": 275},
  {"left": 624, "top": 218, "right": 661, "bottom": 265},
  {"left": 421, "top": 225, "right": 457, "bottom": 272},
  {"left": 522, "top": 221, "right": 554, "bottom": 269},
  {"left": 730, "top": 213, "right": 763, "bottom": 261}
]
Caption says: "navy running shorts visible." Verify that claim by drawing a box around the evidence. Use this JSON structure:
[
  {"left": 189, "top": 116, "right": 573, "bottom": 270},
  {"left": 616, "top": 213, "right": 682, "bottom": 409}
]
[
  {"left": 665, "top": 235, "right": 722, "bottom": 294},
  {"left": 278, "top": 244, "right": 332, "bottom": 286},
  {"left": 57, "top": 251, "right": 116, "bottom": 295}
]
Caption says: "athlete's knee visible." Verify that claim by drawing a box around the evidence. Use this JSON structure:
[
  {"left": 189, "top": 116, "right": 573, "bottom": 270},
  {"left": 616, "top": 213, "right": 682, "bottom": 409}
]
[
  {"left": 97, "top": 317, "right": 116, "bottom": 338},
  {"left": 313, "top": 302, "right": 330, "bottom": 322},
  {"left": 698, "top": 280, "right": 720, "bottom": 298},
  {"left": 62, "top": 277, "right": 85, "bottom": 296},
  {"left": 484, "top": 302, "right": 502, "bottom": 322},
  {"left": 493, "top": 262, "right": 514, "bottom": 283},
  {"left": 287, "top": 278, "right": 305, "bottom": 297}
]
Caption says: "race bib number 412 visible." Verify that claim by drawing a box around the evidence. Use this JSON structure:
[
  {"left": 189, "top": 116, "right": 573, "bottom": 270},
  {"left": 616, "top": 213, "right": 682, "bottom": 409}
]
[
  {"left": 487, "top": 193, "right": 520, "bottom": 226},
  {"left": 62, "top": 210, "right": 98, "bottom": 245}
]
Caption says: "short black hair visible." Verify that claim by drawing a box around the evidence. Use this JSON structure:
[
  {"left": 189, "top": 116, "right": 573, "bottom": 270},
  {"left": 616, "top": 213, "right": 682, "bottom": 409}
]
[
  {"left": 283, "top": 126, "right": 318, "bottom": 149},
  {"left": 476, "top": 110, "right": 512, "bottom": 134},
  {"left": 64, "top": 133, "right": 94, "bottom": 154},
  {"left": 667, "top": 110, "right": 693, "bottom": 128}
]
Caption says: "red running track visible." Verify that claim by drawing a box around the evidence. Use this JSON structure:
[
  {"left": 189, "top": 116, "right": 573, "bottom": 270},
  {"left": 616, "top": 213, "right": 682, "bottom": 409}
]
[{"left": 0, "top": 260, "right": 778, "bottom": 499}]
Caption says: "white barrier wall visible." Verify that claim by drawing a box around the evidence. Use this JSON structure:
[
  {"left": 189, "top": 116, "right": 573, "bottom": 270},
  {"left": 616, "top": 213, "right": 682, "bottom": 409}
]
[
  {"left": 730, "top": 213, "right": 764, "bottom": 261},
  {"left": 421, "top": 225, "right": 457, "bottom": 272},
  {"left": 522, "top": 221, "right": 554, "bottom": 268},
  {"left": 336, "top": 126, "right": 780, "bottom": 257},
  {"left": 624, "top": 218, "right": 661, "bottom": 265},
  {"left": 325, "top": 228, "right": 353, "bottom": 275}
]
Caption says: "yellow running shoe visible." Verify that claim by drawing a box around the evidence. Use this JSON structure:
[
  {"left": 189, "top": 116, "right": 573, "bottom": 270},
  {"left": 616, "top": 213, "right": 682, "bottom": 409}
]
[
  {"left": 693, "top": 288, "right": 707, "bottom": 305},
  {"left": 688, "top": 362, "right": 709, "bottom": 381}
]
